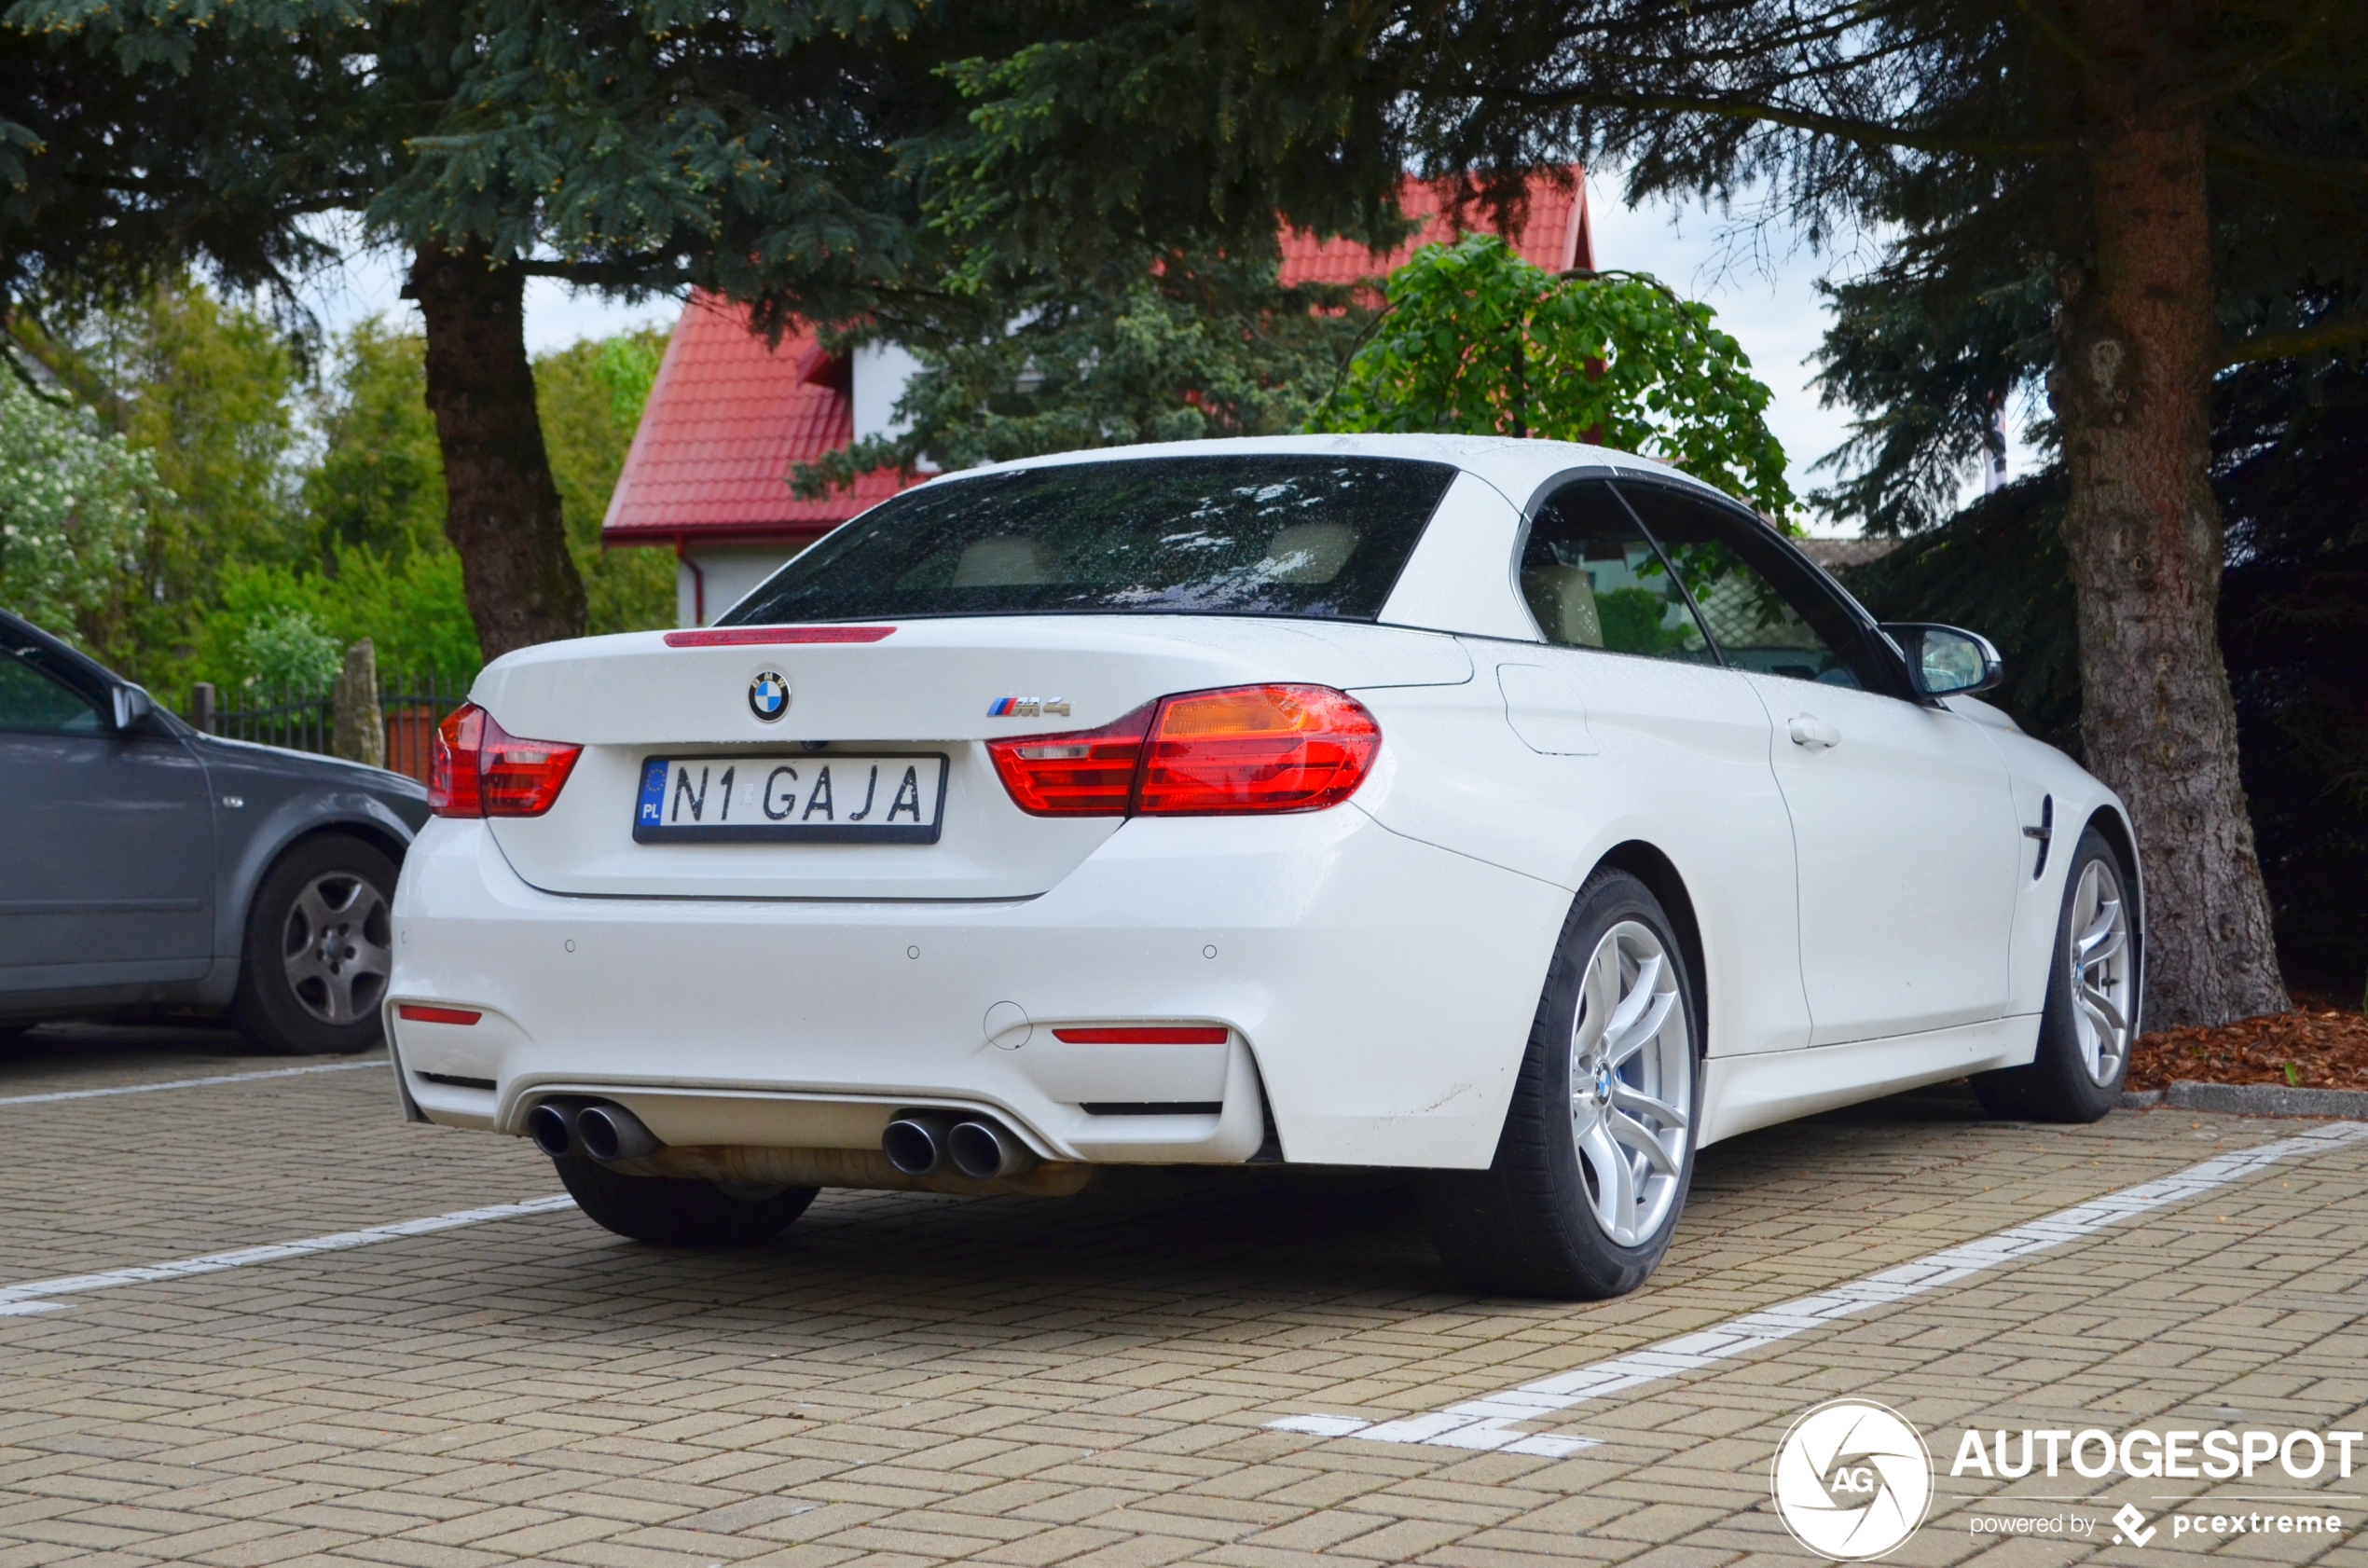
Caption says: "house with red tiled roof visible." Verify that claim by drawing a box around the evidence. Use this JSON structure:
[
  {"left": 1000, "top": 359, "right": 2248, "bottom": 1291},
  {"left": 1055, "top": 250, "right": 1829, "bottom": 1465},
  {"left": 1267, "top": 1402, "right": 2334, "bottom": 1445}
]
[{"left": 602, "top": 169, "right": 1592, "bottom": 626}]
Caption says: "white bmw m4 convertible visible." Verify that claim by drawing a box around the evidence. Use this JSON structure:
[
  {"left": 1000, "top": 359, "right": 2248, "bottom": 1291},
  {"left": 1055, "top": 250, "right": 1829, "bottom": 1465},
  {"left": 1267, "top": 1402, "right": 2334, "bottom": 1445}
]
[{"left": 389, "top": 434, "right": 2141, "bottom": 1298}]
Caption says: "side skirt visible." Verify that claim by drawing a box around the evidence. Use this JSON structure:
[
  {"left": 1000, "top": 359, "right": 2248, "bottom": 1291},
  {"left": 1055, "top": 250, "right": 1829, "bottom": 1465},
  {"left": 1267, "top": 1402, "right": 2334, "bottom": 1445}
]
[{"left": 1698, "top": 1015, "right": 2041, "bottom": 1148}]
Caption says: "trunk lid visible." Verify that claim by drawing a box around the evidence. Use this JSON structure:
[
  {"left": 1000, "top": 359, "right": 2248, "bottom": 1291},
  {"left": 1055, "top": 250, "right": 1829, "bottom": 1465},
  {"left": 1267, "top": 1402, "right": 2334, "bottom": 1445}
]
[{"left": 476, "top": 617, "right": 1468, "bottom": 900}]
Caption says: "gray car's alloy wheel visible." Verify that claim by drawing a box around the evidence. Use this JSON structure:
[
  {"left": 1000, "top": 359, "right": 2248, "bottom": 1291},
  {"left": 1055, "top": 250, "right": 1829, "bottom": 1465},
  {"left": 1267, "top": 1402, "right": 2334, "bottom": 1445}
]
[
  {"left": 1424, "top": 867, "right": 1700, "bottom": 1299},
  {"left": 1972, "top": 826, "right": 2141, "bottom": 1122},
  {"left": 231, "top": 835, "right": 398, "bottom": 1055}
]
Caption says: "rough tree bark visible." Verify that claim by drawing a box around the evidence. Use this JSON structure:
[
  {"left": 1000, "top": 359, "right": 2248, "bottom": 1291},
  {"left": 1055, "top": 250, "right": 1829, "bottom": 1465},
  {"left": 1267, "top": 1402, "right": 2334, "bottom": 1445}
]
[
  {"left": 408, "top": 242, "right": 587, "bottom": 660},
  {"left": 2050, "top": 12, "right": 2289, "bottom": 1029}
]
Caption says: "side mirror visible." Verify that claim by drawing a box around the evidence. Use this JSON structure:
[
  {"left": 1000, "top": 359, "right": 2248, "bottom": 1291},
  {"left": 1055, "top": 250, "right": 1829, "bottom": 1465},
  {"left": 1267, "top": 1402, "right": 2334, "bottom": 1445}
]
[
  {"left": 1880, "top": 623, "right": 2003, "bottom": 698},
  {"left": 109, "top": 683, "right": 156, "bottom": 731}
]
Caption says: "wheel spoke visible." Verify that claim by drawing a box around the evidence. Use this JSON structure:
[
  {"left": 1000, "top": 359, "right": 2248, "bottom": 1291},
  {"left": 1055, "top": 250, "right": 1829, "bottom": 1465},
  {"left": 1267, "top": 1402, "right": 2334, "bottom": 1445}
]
[
  {"left": 1606, "top": 1107, "right": 1680, "bottom": 1177},
  {"left": 1600, "top": 954, "right": 1663, "bottom": 1044},
  {"left": 2076, "top": 900, "right": 2123, "bottom": 965},
  {"left": 1604, "top": 990, "right": 1676, "bottom": 1067},
  {"left": 1580, "top": 1121, "right": 1637, "bottom": 1241},
  {"left": 293, "top": 886, "right": 338, "bottom": 940},
  {"left": 2079, "top": 980, "right": 2126, "bottom": 1041},
  {"left": 1610, "top": 1082, "right": 1688, "bottom": 1131},
  {"left": 282, "top": 947, "right": 333, "bottom": 989}
]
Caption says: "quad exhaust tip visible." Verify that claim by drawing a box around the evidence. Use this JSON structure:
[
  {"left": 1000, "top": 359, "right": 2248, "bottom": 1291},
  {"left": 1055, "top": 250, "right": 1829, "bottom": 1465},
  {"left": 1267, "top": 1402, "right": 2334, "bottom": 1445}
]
[
  {"left": 527, "top": 1100, "right": 662, "bottom": 1162},
  {"left": 883, "top": 1112, "right": 1035, "bottom": 1178},
  {"left": 947, "top": 1119, "right": 1028, "bottom": 1179}
]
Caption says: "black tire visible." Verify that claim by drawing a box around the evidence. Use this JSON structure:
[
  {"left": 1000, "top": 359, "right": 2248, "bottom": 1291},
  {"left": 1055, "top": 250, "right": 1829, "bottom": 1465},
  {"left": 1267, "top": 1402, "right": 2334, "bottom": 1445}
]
[
  {"left": 230, "top": 835, "right": 398, "bottom": 1055},
  {"left": 1972, "top": 827, "right": 2140, "bottom": 1123},
  {"left": 554, "top": 1155, "right": 819, "bottom": 1245},
  {"left": 1422, "top": 869, "right": 1702, "bottom": 1299}
]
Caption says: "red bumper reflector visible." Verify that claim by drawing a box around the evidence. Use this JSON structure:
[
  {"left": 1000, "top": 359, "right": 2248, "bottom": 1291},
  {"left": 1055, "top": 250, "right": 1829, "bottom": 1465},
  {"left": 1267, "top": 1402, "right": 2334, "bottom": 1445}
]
[
  {"left": 1052, "top": 1026, "right": 1229, "bottom": 1045},
  {"left": 663, "top": 626, "right": 896, "bottom": 647},
  {"left": 396, "top": 1005, "right": 482, "bottom": 1026}
]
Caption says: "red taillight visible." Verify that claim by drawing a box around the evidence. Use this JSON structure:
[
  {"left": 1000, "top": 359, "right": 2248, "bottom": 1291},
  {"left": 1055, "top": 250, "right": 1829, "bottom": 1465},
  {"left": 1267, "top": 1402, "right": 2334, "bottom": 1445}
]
[
  {"left": 1052, "top": 1026, "right": 1229, "bottom": 1044},
  {"left": 1137, "top": 684, "right": 1381, "bottom": 815},
  {"left": 428, "top": 702, "right": 582, "bottom": 818},
  {"left": 427, "top": 706, "right": 481, "bottom": 816},
  {"left": 986, "top": 684, "right": 1380, "bottom": 818},
  {"left": 988, "top": 702, "right": 1154, "bottom": 816}
]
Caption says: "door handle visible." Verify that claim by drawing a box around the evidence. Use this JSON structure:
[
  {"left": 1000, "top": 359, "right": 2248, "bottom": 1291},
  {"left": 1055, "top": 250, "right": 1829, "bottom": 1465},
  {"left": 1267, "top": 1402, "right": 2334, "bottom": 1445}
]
[{"left": 1787, "top": 714, "right": 1841, "bottom": 750}]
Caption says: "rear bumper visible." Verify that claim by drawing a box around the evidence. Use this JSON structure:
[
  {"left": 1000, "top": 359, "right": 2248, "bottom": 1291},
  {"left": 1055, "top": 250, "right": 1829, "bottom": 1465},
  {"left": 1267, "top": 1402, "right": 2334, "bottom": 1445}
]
[{"left": 386, "top": 807, "right": 1567, "bottom": 1168}]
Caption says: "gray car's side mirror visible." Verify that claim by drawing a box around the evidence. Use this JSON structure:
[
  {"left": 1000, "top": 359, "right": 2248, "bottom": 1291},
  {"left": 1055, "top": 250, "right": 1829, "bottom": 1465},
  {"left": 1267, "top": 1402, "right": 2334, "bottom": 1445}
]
[
  {"left": 1879, "top": 623, "right": 2003, "bottom": 698},
  {"left": 109, "top": 682, "right": 156, "bottom": 731}
]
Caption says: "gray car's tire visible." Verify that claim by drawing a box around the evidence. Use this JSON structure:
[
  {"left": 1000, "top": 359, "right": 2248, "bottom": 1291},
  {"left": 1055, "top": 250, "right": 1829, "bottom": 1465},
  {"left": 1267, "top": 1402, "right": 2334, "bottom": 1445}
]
[
  {"left": 230, "top": 835, "right": 397, "bottom": 1055},
  {"left": 555, "top": 1156, "right": 819, "bottom": 1246},
  {"left": 1422, "top": 869, "right": 1701, "bottom": 1299},
  {"left": 1973, "top": 828, "right": 2140, "bottom": 1123}
]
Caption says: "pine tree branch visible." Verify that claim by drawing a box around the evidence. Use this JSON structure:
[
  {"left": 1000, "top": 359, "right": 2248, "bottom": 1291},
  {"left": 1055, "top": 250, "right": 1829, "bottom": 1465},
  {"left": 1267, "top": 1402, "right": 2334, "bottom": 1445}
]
[
  {"left": 2221, "top": 314, "right": 2368, "bottom": 367},
  {"left": 1485, "top": 87, "right": 2070, "bottom": 158}
]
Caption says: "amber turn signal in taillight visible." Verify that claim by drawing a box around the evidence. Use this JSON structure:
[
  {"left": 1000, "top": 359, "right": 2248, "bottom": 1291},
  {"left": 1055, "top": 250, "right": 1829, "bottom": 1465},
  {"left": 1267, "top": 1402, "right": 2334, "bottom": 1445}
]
[
  {"left": 987, "top": 684, "right": 1379, "bottom": 818},
  {"left": 429, "top": 702, "right": 583, "bottom": 818}
]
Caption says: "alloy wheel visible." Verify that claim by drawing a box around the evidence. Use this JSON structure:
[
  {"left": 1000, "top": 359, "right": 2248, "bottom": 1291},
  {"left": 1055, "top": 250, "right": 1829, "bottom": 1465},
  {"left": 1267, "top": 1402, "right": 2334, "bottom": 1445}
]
[
  {"left": 280, "top": 873, "right": 392, "bottom": 1025},
  {"left": 2068, "top": 858, "right": 2133, "bottom": 1085},
  {"left": 1568, "top": 920, "right": 1693, "bottom": 1246}
]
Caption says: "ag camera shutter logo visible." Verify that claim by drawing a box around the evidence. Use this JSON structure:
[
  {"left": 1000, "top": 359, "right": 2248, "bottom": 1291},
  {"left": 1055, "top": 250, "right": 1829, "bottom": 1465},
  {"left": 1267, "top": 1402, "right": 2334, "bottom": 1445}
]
[{"left": 1771, "top": 1398, "right": 1934, "bottom": 1560}]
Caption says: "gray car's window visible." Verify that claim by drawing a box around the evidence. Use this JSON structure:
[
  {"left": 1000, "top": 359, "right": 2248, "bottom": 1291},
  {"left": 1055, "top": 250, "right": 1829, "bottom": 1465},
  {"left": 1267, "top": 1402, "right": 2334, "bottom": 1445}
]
[
  {"left": 0, "top": 653, "right": 103, "bottom": 733},
  {"left": 1520, "top": 480, "right": 1716, "bottom": 663},
  {"left": 722, "top": 456, "right": 1458, "bottom": 626}
]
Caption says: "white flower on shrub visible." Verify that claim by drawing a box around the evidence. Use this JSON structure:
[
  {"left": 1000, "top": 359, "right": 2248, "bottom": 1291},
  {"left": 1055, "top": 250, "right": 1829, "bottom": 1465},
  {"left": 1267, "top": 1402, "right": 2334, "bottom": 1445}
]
[{"left": 0, "top": 369, "right": 160, "bottom": 638}]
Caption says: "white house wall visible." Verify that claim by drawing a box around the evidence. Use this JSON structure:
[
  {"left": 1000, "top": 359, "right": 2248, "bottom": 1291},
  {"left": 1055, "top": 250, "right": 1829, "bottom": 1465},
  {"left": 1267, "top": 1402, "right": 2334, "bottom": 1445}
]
[{"left": 677, "top": 546, "right": 799, "bottom": 627}]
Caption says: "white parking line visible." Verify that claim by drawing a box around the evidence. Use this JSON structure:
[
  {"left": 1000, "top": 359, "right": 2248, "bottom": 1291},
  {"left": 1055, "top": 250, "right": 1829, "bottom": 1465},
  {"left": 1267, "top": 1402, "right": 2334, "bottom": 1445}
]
[
  {"left": 1269, "top": 1120, "right": 2368, "bottom": 1458},
  {"left": 0, "top": 1194, "right": 576, "bottom": 1317},
  {"left": 0, "top": 1058, "right": 384, "bottom": 1107}
]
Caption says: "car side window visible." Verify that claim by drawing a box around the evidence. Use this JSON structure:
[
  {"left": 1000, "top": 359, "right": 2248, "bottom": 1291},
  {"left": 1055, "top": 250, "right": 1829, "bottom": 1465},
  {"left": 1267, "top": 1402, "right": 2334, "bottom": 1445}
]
[
  {"left": 0, "top": 651, "right": 105, "bottom": 734},
  {"left": 1520, "top": 480, "right": 1716, "bottom": 664},
  {"left": 1609, "top": 483, "right": 1880, "bottom": 691}
]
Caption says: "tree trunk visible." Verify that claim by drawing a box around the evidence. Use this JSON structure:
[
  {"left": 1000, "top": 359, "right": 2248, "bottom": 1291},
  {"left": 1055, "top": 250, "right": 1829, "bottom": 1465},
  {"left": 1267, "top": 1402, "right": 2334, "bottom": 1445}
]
[
  {"left": 408, "top": 242, "right": 586, "bottom": 660},
  {"left": 2049, "top": 72, "right": 2288, "bottom": 1027}
]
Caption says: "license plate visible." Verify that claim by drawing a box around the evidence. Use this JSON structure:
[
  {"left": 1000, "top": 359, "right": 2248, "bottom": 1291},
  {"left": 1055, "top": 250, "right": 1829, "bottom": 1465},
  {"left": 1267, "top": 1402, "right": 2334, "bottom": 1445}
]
[{"left": 632, "top": 754, "right": 948, "bottom": 844}]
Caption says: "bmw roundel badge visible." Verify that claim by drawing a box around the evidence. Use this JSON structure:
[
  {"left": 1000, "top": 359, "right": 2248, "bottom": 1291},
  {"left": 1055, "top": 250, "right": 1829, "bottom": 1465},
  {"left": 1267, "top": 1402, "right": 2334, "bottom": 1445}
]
[{"left": 748, "top": 668, "right": 790, "bottom": 722}]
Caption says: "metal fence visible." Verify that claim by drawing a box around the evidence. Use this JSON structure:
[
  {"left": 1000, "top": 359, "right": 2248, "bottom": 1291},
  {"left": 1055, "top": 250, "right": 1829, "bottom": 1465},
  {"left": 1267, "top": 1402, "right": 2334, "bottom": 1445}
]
[{"left": 186, "top": 679, "right": 469, "bottom": 785}]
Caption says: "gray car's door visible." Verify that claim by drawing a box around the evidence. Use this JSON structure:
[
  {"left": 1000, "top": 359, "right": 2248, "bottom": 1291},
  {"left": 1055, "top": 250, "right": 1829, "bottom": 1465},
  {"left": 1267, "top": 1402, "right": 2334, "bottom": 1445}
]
[{"left": 0, "top": 647, "right": 215, "bottom": 993}]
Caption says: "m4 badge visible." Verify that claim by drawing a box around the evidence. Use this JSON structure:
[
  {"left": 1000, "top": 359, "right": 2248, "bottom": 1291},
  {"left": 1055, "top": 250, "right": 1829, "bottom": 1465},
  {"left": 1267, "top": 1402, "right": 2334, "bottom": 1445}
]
[{"left": 987, "top": 697, "right": 1069, "bottom": 718}]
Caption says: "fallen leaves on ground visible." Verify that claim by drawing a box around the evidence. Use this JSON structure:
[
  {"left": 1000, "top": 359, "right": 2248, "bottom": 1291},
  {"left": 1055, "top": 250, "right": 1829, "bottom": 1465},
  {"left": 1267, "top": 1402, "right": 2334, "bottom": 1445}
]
[{"left": 2127, "top": 1007, "right": 2368, "bottom": 1091}]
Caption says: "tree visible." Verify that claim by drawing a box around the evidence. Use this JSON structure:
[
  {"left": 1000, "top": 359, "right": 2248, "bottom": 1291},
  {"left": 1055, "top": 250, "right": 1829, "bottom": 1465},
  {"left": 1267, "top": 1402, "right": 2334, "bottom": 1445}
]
[
  {"left": 0, "top": 366, "right": 161, "bottom": 641},
  {"left": 9, "top": 281, "right": 305, "bottom": 681},
  {"left": 533, "top": 325, "right": 677, "bottom": 636},
  {"left": 305, "top": 317, "right": 447, "bottom": 570},
  {"left": 8, "top": 0, "right": 950, "bottom": 660},
  {"left": 1312, "top": 234, "right": 1790, "bottom": 516},
  {"left": 918, "top": 1, "right": 2368, "bottom": 1026},
  {"left": 794, "top": 250, "right": 1367, "bottom": 492}
]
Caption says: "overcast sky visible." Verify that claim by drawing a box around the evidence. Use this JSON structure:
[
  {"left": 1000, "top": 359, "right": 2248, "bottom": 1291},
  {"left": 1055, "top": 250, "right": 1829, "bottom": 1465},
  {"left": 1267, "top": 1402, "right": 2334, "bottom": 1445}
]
[{"left": 296, "top": 178, "right": 2019, "bottom": 539}]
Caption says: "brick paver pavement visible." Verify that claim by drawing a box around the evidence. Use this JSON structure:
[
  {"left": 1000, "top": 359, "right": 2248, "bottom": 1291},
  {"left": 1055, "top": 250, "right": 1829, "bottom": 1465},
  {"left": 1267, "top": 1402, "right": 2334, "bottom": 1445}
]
[{"left": 0, "top": 1024, "right": 2361, "bottom": 1567}]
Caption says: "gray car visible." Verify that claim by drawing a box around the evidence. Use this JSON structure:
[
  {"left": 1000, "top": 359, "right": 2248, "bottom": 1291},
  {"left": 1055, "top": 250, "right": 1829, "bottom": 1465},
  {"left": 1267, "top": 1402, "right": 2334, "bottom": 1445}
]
[{"left": 1, "top": 611, "right": 432, "bottom": 1053}]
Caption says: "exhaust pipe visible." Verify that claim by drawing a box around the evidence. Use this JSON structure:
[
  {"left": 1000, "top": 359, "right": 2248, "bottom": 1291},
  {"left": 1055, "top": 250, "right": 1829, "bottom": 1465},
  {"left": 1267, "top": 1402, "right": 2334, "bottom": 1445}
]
[
  {"left": 881, "top": 1112, "right": 955, "bottom": 1175},
  {"left": 948, "top": 1119, "right": 1032, "bottom": 1179},
  {"left": 576, "top": 1103, "right": 662, "bottom": 1162},
  {"left": 526, "top": 1102, "right": 576, "bottom": 1157}
]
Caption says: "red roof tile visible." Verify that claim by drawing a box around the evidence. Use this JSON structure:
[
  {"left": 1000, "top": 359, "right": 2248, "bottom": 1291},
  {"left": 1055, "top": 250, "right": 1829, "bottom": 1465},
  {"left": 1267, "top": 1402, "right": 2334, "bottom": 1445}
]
[
  {"left": 600, "top": 294, "right": 915, "bottom": 545},
  {"left": 606, "top": 168, "right": 1590, "bottom": 547},
  {"left": 1279, "top": 168, "right": 1590, "bottom": 286}
]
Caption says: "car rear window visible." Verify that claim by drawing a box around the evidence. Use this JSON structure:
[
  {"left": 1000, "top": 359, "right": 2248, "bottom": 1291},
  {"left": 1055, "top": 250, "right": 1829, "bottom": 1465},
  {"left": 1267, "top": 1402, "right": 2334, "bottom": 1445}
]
[{"left": 719, "top": 456, "right": 1460, "bottom": 626}]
